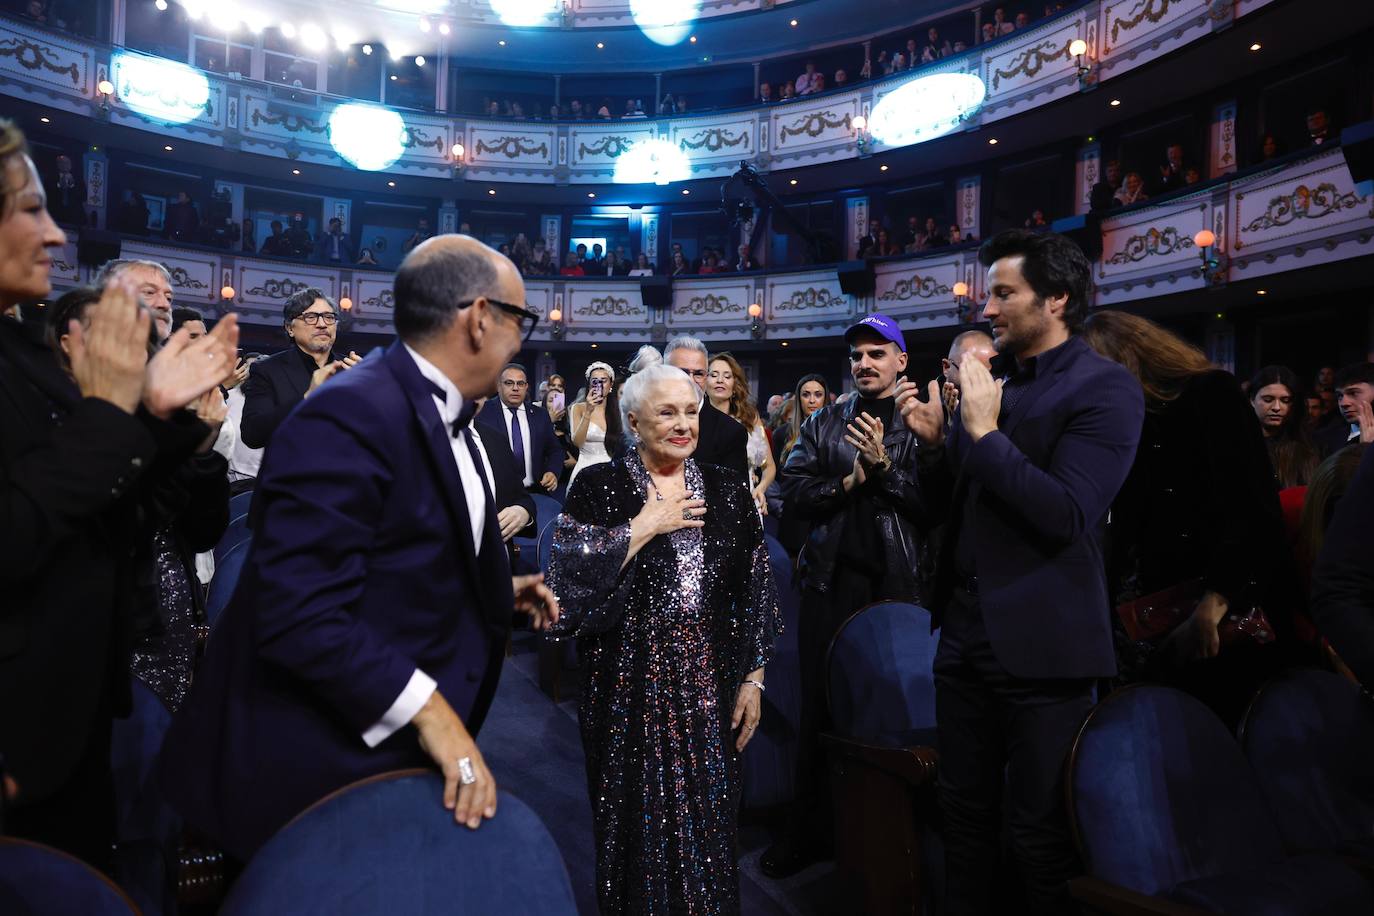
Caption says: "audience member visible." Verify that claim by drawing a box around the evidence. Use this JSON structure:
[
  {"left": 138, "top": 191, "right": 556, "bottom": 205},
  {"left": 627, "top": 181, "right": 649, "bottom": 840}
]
[
  {"left": 1249, "top": 365, "right": 1318, "bottom": 488},
  {"left": 469, "top": 399, "right": 536, "bottom": 547},
  {"left": 833, "top": 69, "right": 849, "bottom": 89},
  {"left": 1114, "top": 171, "right": 1149, "bottom": 206},
  {"left": 560, "top": 251, "right": 585, "bottom": 276},
  {"left": 629, "top": 252, "right": 655, "bottom": 276},
  {"left": 1084, "top": 311, "right": 1304, "bottom": 724},
  {"left": 93, "top": 258, "right": 175, "bottom": 342},
  {"left": 670, "top": 251, "right": 691, "bottom": 276},
  {"left": 258, "top": 220, "right": 289, "bottom": 257},
  {"left": 1306, "top": 108, "right": 1332, "bottom": 146},
  {"left": 1154, "top": 143, "right": 1189, "bottom": 195},
  {"left": 161, "top": 235, "right": 556, "bottom": 861},
  {"left": 239, "top": 288, "right": 359, "bottom": 450},
  {"left": 282, "top": 213, "right": 313, "bottom": 259},
  {"left": 940, "top": 329, "right": 996, "bottom": 417},
  {"left": 315, "top": 217, "right": 355, "bottom": 265},
  {"left": 402, "top": 216, "right": 433, "bottom": 253},
  {"left": 476, "top": 363, "right": 563, "bottom": 494},
  {"left": 665, "top": 335, "right": 750, "bottom": 477},
  {"left": 901, "top": 215, "right": 922, "bottom": 250},
  {"left": 895, "top": 230, "right": 1144, "bottom": 915},
  {"left": 1296, "top": 444, "right": 1365, "bottom": 579},
  {"left": 47, "top": 153, "right": 84, "bottom": 225},
  {"left": 115, "top": 189, "right": 150, "bottom": 235},
  {"left": 1024, "top": 208, "right": 1049, "bottom": 229},
  {"left": 568, "top": 361, "right": 621, "bottom": 489},
  {"left": 857, "top": 218, "right": 882, "bottom": 257},
  {"left": 993, "top": 7, "right": 1014, "bottom": 34},
  {"left": 759, "top": 82, "right": 774, "bottom": 103},
  {"left": 527, "top": 238, "right": 553, "bottom": 275},
  {"left": 795, "top": 61, "right": 822, "bottom": 96},
  {"left": 1260, "top": 133, "right": 1281, "bottom": 161},
  {"left": 768, "top": 314, "right": 930, "bottom": 877},
  {"left": 164, "top": 190, "right": 200, "bottom": 243},
  {"left": 1310, "top": 444, "right": 1374, "bottom": 685},
  {"left": 1316, "top": 362, "right": 1374, "bottom": 457},
  {"left": 1014, "top": 11, "right": 1031, "bottom": 29},
  {"left": 734, "top": 243, "right": 756, "bottom": 271},
  {"left": 922, "top": 27, "right": 952, "bottom": 62},
  {"left": 356, "top": 247, "right": 379, "bottom": 266},
  {"left": 707, "top": 352, "right": 774, "bottom": 512}
]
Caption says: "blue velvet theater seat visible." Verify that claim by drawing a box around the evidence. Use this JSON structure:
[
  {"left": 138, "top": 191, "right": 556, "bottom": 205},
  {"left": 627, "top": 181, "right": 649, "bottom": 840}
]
[
  {"left": 109, "top": 677, "right": 179, "bottom": 914},
  {"left": 222, "top": 770, "right": 576, "bottom": 915},
  {"left": 1239, "top": 668, "right": 1374, "bottom": 857},
  {"left": 822, "top": 601, "right": 940, "bottom": 916},
  {"left": 1068, "top": 684, "right": 1374, "bottom": 915},
  {"left": 205, "top": 536, "right": 251, "bottom": 630},
  {"left": 0, "top": 838, "right": 138, "bottom": 914},
  {"left": 228, "top": 489, "right": 253, "bottom": 521},
  {"left": 740, "top": 534, "right": 802, "bottom": 810},
  {"left": 529, "top": 493, "right": 563, "bottom": 532}
]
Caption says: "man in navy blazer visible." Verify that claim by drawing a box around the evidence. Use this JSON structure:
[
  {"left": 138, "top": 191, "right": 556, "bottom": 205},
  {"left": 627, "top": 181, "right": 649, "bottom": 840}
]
[
  {"left": 476, "top": 363, "right": 563, "bottom": 494},
  {"left": 898, "top": 230, "right": 1144, "bottom": 915},
  {"left": 160, "top": 236, "right": 559, "bottom": 860}
]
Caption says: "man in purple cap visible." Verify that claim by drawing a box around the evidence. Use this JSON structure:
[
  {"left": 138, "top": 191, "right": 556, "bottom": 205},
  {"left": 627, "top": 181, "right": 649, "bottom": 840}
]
[{"left": 766, "top": 313, "right": 938, "bottom": 877}]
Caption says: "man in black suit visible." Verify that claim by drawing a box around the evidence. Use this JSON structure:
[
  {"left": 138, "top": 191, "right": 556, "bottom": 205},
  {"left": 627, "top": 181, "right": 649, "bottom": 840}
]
[
  {"left": 239, "top": 287, "right": 360, "bottom": 451},
  {"left": 1311, "top": 444, "right": 1374, "bottom": 684},
  {"left": 476, "top": 363, "right": 563, "bottom": 495},
  {"left": 314, "top": 217, "right": 356, "bottom": 266},
  {"left": 664, "top": 334, "right": 749, "bottom": 478},
  {"left": 1315, "top": 362, "right": 1374, "bottom": 458},
  {"left": 898, "top": 229, "right": 1144, "bottom": 915}
]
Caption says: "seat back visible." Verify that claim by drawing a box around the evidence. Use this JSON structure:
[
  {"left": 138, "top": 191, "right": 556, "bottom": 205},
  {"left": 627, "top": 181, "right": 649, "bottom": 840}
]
[
  {"left": 228, "top": 490, "right": 253, "bottom": 520},
  {"left": 1068, "top": 684, "right": 1288, "bottom": 897},
  {"left": 222, "top": 771, "right": 577, "bottom": 915},
  {"left": 0, "top": 838, "right": 137, "bottom": 914},
  {"left": 741, "top": 534, "right": 804, "bottom": 809},
  {"left": 206, "top": 536, "right": 252, "bottom": 628},
  {"left": 537, "top": 518, "right": 557, "bottom": 573},
  {"left": 529, "top": 493, "right": 562, "bottom": 534},
  {"left": 109, "top": 677, "right": 175, "bottom": 839},
  {"left": 826, "top": 601, "right": 938, "bottom": 747},
  {"left": 1239, "top": 668, "right": 1374, "bottom": 853},
  {"left": 213, "top": 513, "right": 252, "bottom": 564}
]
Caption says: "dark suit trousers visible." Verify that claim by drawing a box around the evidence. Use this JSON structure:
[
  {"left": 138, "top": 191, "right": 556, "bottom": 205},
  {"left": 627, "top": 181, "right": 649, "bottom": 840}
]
[{"left": 935, "top": 586, "right": 1092, "bottom": 916}]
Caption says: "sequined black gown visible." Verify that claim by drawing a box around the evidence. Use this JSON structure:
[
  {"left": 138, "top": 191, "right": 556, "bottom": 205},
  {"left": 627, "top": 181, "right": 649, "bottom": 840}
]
[{"left": 548, "top": 451, "right": 781, "bottom": 916}]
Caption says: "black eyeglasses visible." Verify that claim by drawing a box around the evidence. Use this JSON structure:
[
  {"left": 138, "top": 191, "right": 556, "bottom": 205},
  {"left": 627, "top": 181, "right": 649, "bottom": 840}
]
[
  {"left": 294, "top": 311, "right": 338, "bottom": 326},
  {"left": 458, "top": 297, "right": 540, "bottom": 342}
]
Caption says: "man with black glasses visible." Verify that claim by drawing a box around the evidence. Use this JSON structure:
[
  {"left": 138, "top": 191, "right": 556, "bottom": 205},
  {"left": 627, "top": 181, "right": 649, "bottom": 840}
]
[{"left": 240, "top": 287, "right": 360, "bottom": 451}]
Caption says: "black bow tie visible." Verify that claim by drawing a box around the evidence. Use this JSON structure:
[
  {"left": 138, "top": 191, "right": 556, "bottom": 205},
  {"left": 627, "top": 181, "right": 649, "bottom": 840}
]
[{"left": 423, "top": 379, "right": 478, "bottom": 437}]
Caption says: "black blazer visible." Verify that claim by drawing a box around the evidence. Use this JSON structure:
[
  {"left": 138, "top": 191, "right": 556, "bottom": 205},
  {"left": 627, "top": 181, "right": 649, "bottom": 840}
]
[
  {"left": 0, "top": 318, "right": 209, "bottom": 803},
  {"left": 1311, "top": 444, "right": 1374, "bottom": 685},
  {"left": 240, "top": 346, "right": 341, "bottom": 449},
  {"left": 475, "top": 400, "right": 564, "bottom": 486},
  {"left": 1315, "top": 420, "right": 1358, "bottom": 460},
  {"left": 471, "top": 421, "right": 537, "bottom": 540},
  {"left": 695, "top": 402, "right": 750, "bottom": 479}
]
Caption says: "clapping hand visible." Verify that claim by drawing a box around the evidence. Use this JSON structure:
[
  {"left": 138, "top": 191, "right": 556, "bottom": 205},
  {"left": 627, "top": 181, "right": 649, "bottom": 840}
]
[
  {"left": 192, "top": 387, "right": 228, "bottom": 453},
  {"left": 895, "top": 376, "right": 946, "bottom": 447},
  {"left": 144, "top": 314, "right": 239, "bottom": 420},
  {"left": 513, "top": 572, "right": 560, "bottom": 631},
  {"left": 342, "top": 350, "right": 363, "bottom": 368},
  {"left": 66, "top": 278, "right": 150, "bottom": 415},
  {"left": 223, "top": 357, "right": 250, "bottom": 390},
  {"left": 1356, "top": 398, "right": 1374, "bottom": 445},
  {"left": 844, "top": 412, "right": 886, "bottom": 468},
  {"left": 306, "top": 361, "right": 346, "bottom": 395},
  {"left": 958, "top": 358, "right": 1003, "bottom": 442}
]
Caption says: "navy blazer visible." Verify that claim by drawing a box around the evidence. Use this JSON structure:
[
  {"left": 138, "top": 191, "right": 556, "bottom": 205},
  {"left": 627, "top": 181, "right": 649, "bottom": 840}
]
[
  {"left": 1311, "top": 443, "right": 1374, "bottom": 686},
  {"left": 921, "top": 335, "right": 1145, "bottom": 679},
  {"left": 476, "top": 399, "right": 564, "bottom": 486},
  {"left": 160, "top": 341, "right": 514, "bottom": 859}
]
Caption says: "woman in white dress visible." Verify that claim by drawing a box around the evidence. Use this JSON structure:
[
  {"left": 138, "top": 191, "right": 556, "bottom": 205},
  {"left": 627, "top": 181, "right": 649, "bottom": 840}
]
[
  {"left": 568, "top": 360, "right": 622, "bottom": 492},
  {"left": 707, "top": 352, "right": 775, "bottom": 514}
]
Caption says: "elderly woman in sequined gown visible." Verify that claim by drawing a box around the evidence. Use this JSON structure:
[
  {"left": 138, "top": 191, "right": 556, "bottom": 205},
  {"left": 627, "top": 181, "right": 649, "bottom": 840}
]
[{"left": 548, "top": 363, "right": 781, "bottom": 916}]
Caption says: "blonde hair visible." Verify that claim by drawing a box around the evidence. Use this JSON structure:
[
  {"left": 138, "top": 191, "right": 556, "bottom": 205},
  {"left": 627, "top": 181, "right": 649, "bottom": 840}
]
[
  {"left": 1082, "top": 310, "right": 1212, "bottom": 407},
  {"left": 0, "top": 118, "right": 31, "bottom": 220}
]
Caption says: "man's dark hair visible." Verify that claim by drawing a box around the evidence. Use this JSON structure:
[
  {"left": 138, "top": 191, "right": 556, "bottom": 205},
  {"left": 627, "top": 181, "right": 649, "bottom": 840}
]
[
  {"left": 501, "top": 363, "right": 528, "bottom": 378},
  {"left": 45, "top": 286, "right": 101, "bottom": 352},
  {"left": 393, "top": 244, "right": 499, "bottom": 342},
  {"left": 171, "top": 306, "right": 204, "bottom": 332},
  {"left": 1334, "top": 362, "right": 1374, "bottom": 390},
  {"left": 270, "top": 220, "right": 283, "bottom": 231},
  {"left": 328, "top": 217, "right": 342, "bottom": 227},
  {"left": 281, "top": 287, "right": 335, "bottom": 324},
  {"left": 977, "top": 229, "right": 1092, "bottom": 334}
]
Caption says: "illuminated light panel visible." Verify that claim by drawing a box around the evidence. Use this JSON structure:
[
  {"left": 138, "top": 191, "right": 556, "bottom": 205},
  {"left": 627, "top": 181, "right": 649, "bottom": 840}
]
[
  {"left": 328, "top": 103, "right": 407, "bottom": 171},
  {"left": 110, "top": 52, "right": 210, "bottom": 124},
  {"left": 612, "top": 138, "right": 692, "bottom": 185},
  {"left": 490, "top": 0, "right": 556, "bottom": 27},
  {"left": 300, "top": 22, "right": 328, "bottom": 51},
  {"left": 867, "top": 72, "right": 987, "bottom": 150},
  {"left": 631, "top": 0, "right": 701, "bottom": 47}
]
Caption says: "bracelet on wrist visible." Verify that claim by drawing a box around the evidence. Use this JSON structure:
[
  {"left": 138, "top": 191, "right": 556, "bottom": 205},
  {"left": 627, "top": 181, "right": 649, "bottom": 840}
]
[{"left": 742, "top": 678, "right": 765, "bottom": 693}]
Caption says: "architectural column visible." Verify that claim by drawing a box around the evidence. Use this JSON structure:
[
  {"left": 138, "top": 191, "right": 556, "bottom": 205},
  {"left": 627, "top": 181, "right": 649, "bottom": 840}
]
[
  {"left": 973, "top": 8, "right": 983, "bottom": 44},
  {"left": 844, "top": 196, "right": 869, "bottom": 260},
  {"left": 110, "top": 0, "right": 126, "bottom": 46},
  {"left": 639, "top": 212, "right": 661, "bottom": 265},
  {"left": 1075, "top": 141, "right": 1101, "bottom": 216},
  {"left": 1209, "top": 100, "right": 1238, "bottom": 180},
  {"left": 83, "top": 148, "right": 109, "bottom": 230},
  {"left": 1205, "top": 317, "right": 1236, "bottom": 374},
  {"left": 542, "top": 214, "right": 562, "bottom": 260},
  {"left": 956, "top": 175, "right": 981, "bottom": 242},
  {"left": 435, "top": 37, "right": 451, "bottom": 112},
  {"left": 655, "top": 73, "right": 663, "bottom": 108},
  {"left": 553, "top": 74, "right": 562, "bottom": 107},
  {"left": 751, "top": 63, "right": 760, "bottom": 98}
]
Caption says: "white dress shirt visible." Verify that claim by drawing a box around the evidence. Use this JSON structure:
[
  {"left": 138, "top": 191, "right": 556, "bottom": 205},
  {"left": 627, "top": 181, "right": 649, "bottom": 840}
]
[
  {"left": 502, "top": 401, "right": 535, "bottom": 487},
  {"left": 224, "top": 387, "right": 263, "bottom": 482},
  {"left": 362, "top": 345, "right": 494, "bottom": 748}
]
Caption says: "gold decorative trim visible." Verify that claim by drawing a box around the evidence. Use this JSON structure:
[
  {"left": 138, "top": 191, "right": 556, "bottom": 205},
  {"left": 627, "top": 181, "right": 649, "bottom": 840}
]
[
  {"left": 0, "top": 36, "right": 80, "bottom": 85},
  {"left": 774, "top": 287, "right": 844, "bottom": 311},
  {"left": 576, "top": 136, "right": 635, "bottom": 158},
  {"left": 1240, "top": 182, "right": 1365, "bottom": 234},
  {"left": 679, "top": 128, "right": 748, "bottom": 153},
  {"left": 1109, "top": 0, "right": 1174, "bottom": 45},
  {"left": 167, "top": 266, "right": 208, "bottom": 290},
  {"left": 576, "top": 296, "right": 644, "bottom": 318},
  {"left": 403, "top": 128, "right": 445, "bottom": 153},
  {"left": 677, "top": 294, "right": 743, "bottom": 316},
  {"left": 246, "top": 277, "right": 313, "bottom": 298},
  {"left": 878, "top": 274, "right": 952, "bottom": 302},
  {"left": 474, "top": 136, "right": 550, "bottom": 159},
  {"left": 779, "top": 111, "right": 850, "bottom": 145},
  {"left": 992, "top": 39, "right": 1071, "bottom": 90},
  {"left": 1105, "top": 226, "right": 1194, "bottom": 265},
  {"left": 249, "top": 108, "right": 326, "bottom": 134}
]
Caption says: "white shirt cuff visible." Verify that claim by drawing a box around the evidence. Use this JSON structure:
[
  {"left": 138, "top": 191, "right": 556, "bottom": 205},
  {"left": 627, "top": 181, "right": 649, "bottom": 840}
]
[{"left": 361, "top": 668, "right": 437, "bottom": 748}]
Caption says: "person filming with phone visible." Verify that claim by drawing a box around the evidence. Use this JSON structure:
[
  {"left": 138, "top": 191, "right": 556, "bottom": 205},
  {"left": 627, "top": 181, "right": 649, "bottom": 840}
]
[{"left": 568, "top": 362, "right": 623, "bottom": 491}]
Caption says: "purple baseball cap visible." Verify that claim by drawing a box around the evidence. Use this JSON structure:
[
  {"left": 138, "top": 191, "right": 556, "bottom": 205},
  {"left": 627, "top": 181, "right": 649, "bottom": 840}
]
[{"left": 844, "top": 313, "right": 907, "bottom": 352}]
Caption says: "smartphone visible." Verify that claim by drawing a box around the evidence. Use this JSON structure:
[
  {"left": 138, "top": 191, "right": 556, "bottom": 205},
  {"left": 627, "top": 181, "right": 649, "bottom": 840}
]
[
  {"left": 549, "top": 390, "right": 565, "bottom": 413},
  {"left": 591, "top": 378, "right": 606, "bottom": 395}
]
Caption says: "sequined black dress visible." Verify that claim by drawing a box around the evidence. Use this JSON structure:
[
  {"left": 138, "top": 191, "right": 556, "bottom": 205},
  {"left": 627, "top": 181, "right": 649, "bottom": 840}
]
[{"left": 548, "top": 451, "right": 781, "bottom": 916}]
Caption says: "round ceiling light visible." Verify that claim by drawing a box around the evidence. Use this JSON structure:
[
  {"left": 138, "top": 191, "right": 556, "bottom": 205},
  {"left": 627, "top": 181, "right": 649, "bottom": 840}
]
[
  {"left": 867, "top": 73, "right": 987, "bottom": 150},
  {"left": 631, "top": 0, "right": 700, "bottom": 47},
  {"left": 490, "top": 0, "right": 555, "bottom": 27},
  {"left": 612, "top": 138, "right": 693, "bottom": 185}
]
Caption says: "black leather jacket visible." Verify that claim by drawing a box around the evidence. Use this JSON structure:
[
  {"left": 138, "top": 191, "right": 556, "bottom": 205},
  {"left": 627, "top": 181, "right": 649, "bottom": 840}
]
[{"left": 780, "top": 397, "right": 936, "bottom": 600}]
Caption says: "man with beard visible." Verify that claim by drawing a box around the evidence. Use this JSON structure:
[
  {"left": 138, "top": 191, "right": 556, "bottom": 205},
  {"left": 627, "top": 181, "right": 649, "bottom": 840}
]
[
  {"left": 896, "top": 229, "right": 1143, "bottom": 914},
  {"left": 94, "top": 259, "right": 176, "bottom": 343},
  {"left": 240, "top": 287, "right": 360, "bottom": 450},
  {"left": 763, "top": 314, "right": 936, "bottom": 877}
]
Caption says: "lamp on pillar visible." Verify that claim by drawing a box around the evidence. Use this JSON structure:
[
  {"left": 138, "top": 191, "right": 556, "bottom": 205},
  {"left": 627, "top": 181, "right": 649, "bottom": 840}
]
[
  {"left": 97, "top": 77, "right": 114, "bottom": 111},
  {"left": 851, "top": 114, "right": 870, "bottom": 157},
  {"left": 1069, "top": 39, "right": 1095, "bottom": 91},
  {"left": 953, "top": 280, "right": 977, "bottom": 323},
  {"left": 549, "top": 304, "right": 565, "bottom": 339},
  {"left": 748, "top": 301, "right": 764, "bottom": 339},
  {"left": 451, "top": 142, "right": 465, "bottom": 177},
  {"left": 1193, "top": 228, "right": 1224, "bottom": 286}
]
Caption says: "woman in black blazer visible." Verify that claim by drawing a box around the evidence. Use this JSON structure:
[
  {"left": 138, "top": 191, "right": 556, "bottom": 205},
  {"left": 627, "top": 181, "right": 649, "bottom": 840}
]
[{"left": 1083, "top": 310, "right": 1306, "bottom": 726}]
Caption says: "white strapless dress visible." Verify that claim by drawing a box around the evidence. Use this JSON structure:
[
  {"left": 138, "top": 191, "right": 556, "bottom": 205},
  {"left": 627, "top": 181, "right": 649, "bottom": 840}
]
[{"left": 568, "top": 422, "right": 610, "bottom": 491}]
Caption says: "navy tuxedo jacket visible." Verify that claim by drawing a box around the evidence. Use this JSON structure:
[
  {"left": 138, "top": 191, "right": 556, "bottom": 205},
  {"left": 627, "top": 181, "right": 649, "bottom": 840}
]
[
  {"left": 475, "top": 399, "right": 564, "bottom": 485},
  {"left": 160, "top": 342, "right": 514, "bottom": 859},
  {"left": 921, "top": 335, "right": 1144, "bottom": 679}
]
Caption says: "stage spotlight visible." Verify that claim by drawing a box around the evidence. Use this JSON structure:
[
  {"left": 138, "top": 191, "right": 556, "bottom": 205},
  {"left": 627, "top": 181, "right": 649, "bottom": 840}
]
[{"left": 329, "top": 103, "right": 407, "bottom": 171}]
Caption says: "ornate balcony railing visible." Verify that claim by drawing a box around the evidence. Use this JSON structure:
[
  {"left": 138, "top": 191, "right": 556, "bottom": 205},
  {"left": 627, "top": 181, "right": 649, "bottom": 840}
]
[
  {"left": 1, "top": 0, "right": 1273, "bottom": 185},
  {"left": 41, "top": 147, "right": 1372, "bottom": 343}
]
